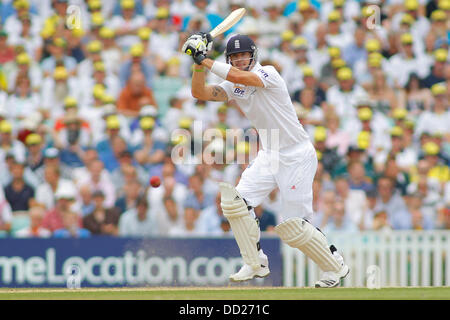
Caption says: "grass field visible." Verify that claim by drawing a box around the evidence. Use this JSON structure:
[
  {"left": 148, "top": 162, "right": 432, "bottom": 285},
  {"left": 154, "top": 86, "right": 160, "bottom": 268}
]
[{"left": 1, "top": 286, "right": 449, "bottom": 300}]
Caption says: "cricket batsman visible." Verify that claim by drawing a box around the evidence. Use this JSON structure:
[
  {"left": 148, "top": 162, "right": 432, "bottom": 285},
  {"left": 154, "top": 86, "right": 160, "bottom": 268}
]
[{"left": 182, "top": 33, "right": 349, "bottom": 288}]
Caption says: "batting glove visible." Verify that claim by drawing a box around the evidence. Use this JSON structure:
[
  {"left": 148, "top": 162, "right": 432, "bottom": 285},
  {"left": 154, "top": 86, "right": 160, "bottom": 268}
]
[
  {"left": 196, "top": 32, "right": 213, "bottom": 53},
  {"left": 182, "top": 36, "right": 207, "bottom": 65}
]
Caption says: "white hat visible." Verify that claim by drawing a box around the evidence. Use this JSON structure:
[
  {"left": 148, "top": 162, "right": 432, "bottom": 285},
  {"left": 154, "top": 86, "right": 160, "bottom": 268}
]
[
  {"left": 102, "top": 104, "right": 116, "bottom": 117},
  {"left": 55, "top": 182, "right": 77, "bottom": 200},
  {"left": 139, "top": 105, "right": 158, "bottom": 117}
]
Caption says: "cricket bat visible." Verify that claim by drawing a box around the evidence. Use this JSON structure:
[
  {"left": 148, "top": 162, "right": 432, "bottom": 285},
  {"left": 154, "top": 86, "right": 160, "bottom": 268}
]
[{"left": 209, "top": 8, "right": 246, "bottom": 38}]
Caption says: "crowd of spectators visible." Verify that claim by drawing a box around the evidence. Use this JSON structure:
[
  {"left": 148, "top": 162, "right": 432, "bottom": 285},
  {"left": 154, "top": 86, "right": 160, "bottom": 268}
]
[{"left": 0, "top": 0, "right": 449, "bottom": 239}]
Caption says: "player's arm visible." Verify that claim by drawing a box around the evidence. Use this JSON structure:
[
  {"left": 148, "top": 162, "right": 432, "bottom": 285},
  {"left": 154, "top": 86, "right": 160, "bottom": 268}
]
[
  {"left": 191, "top": 64, "right": 228, "bottom": 102},
  {"left": 200, "top": 58, "right": 264, "bottom": 88}
]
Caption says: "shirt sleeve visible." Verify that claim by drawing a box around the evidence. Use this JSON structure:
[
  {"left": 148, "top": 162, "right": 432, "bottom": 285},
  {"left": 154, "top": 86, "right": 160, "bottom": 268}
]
[
  {"left": 251, "top": 65, "right": 281, "bottom": 89},
  {"left": 217, "top": 80, "right": 233, "bottom": 100}
]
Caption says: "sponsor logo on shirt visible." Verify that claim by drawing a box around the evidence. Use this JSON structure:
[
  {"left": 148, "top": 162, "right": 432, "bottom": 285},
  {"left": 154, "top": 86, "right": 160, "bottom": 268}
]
[
  {"left": 258, "top": 69, "right": 269, "bottom": 79},
  {"left": 233, "top": 86, "right": 245, "bottom": 96}
]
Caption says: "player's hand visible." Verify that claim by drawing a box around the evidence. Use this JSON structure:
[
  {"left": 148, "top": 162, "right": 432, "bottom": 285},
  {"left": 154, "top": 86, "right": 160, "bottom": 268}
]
[
  {"left": 181, "top": 34, "right": 208, "bottom": 65},
  {"left": 195, "top": 32, "right": 213, "bottom": 53}
]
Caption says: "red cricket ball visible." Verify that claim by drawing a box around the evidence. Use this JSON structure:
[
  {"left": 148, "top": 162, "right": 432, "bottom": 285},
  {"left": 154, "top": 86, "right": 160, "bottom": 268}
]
[{"left": 150, "top": 176, "right": 161, "bottom": 188}]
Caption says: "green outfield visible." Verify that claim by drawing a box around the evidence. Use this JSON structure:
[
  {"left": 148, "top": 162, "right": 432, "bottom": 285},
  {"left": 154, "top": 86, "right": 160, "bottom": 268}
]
[{"left": 0, "top": 287, "right": 449, "bottom": 300}]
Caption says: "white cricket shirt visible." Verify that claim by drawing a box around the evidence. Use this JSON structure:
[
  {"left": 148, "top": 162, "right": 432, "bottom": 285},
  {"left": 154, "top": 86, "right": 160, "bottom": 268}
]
[{"left": 218, "top": 62, "right": 310, "bottom": 151}]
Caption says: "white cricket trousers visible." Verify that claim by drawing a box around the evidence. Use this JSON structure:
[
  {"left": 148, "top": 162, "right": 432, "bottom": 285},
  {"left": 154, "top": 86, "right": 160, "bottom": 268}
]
[{"left": 236, "top": 140, "right": 318, "bottom": 223}]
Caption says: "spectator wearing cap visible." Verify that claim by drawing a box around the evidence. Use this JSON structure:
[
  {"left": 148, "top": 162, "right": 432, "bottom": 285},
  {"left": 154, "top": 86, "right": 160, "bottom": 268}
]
[
  {"left": 108, "top": 0, "right": 147, "bottom": 50},
  {"left": 40, "top": 65, "right": 80, "bottom": 117},
  {"left": 327, "top": 0, "right": 361, "bottom": 24},
  {"left": 129, "top": 104, "right": 158, "bottom": 132},
  {"left": 427, "top": 9, "right": 447, "bottom": 41},
  {"left": 53, "top": 97, "right": 86, "bottom": 133},
  {"left": 117, "top": 70, "right": 158, "bottom": 118},
  {"left": 373, "top": 175, "right": 412, "bottom": 229},
  {"left": 81, "top": 61, "right": 121, "bottom": 104},
  {"left": 363, "top": 60, "right": 397, "bottom": 108},
  {"left": 133, "top": 117, "right": 166, "bottom": 170},
  {"left": 0, "top": 119, "right": 27, "bottom": 167},
  {"left": 78, "top": 40, "right": 104, "bottom": 82},
  {"left": 0, "top": 30, "right": 16, "bottom": 64},
  {"left": 1, "top": 0, "right": 39, "bottom": 31},
  {"left": 392, "top": 0, "right": 431, "bottom": 40},
  {"left": 118, "top": 42, "right": 155, "bottom": 88},
  {"left": 4, "top": 157, "right": 35, "bottom": 212},
  {"left": 98, "top": 26, "right": 121, "bottom": 75},
  {"left": 354, "top": 38, "right": 386, "bottom": 83},
  {"left": 24, "top": 132, "right": 45, "bottom": 176},
  {"left": 34, "top": 162, "right": 76, "bottom": 211},
  {"left": 271, "top": 29, "right": 295, "bottom": 72},
  {"left": 313, "top": 126, "right": 342, "bottom": 177},
  {"left": 55, "top": 113, "right": 92, "bottom": 169},
  {"left": 295, "top": 0, "right": 320, "bottom": 37},
  {"left": 349, "top": 100, "right": 389, "bottom": 152},
  {"left": 421, "top": 141, "right": 450, "bottom": 185},
  {"left": 333, "top": 130, "right": 377, "bottom": 182},
  {"left": 6, "top": 9, "right": 42, "bottom": 58},
  {"left": 118, "top": 195, "right": 158, "bottom": 237},
  {"left": 41, "top": 147, "right": 71, "bottom": 179},
  {"left": 293, "top": 66, "right": 326, "bottom": 107},
  {"left": 420, "top": 49, "right": 448, "bottom": 89},
  {"left": 386, "top": 33, "right": 429, "bottom": 88},
  {"left": 88, "top": 10, "right": 106, "bottom": 38},
  {"left": 283, "top": 36, "right": 310, "bottom": 95},
  {"left": 398, "top": 73, "right": 434, "bottom": 115},
  {"left": 83, "top": 190, "right": 120, "bottom": 236},
  {"left": 130, "top": 110, "right": 165, "bottom": 148},
  {"left": 373, "top": 126, "right": 404, "bottom": 171},
  {"left": 325, "top": 67, "right": 368, "bottom": 131},
  {"left": 40, "top": 37, "right": 78, "bottom": 77},
  {"left": 147, "top": 8, "right": 179, "bottom": 62},
  {"left": 14, "top": 205, "right": 51, "bottom": 238},
  {"left": 85, "top": 104, "right": 131, "bottom": 146},
  {"left": 6, "top": 52, "right": 42, "bottom": 93},
  {"left": 324, "top": 10, "right": 353, "bottom": 50},
  {"left": 415, "top": 84, "right": 449, "bottom": 138}
]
